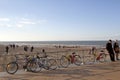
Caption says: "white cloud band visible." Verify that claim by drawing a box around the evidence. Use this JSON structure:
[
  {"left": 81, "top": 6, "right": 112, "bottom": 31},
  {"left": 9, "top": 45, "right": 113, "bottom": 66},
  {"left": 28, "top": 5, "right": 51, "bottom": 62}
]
[
  {"left": 0, "top": 17, "right": 47, "bottom": 28},
  {"left": 0, "top": 18, "right": 10, "bottom": 21}
]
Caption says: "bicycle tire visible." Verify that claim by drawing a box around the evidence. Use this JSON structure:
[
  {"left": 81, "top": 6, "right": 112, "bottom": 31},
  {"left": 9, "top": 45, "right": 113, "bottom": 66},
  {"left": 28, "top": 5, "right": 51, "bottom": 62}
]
[
  {"left": 27, "top": 59, "right": 42, "bottom": 73},
  {"left": 48, "top": 59, "right": 57, "bottom": 70},
  {"left": 6, "top": 62, "right": 18, "bottom": 74},
  {"left": 42, "top": 58, "right": 50, "bottom": 70},
  {"left": 60, "top": 56, "right": 70, "bottom": 68},
  {"left": 74, "top": 55, "right": 82, "bottom": 66},
  {"left": 84, "top": 55, "right": 94, "bottom": 64}
]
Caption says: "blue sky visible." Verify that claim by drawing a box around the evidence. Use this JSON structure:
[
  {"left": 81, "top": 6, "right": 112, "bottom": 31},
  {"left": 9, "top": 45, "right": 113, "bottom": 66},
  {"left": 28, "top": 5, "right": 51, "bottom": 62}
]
[{"left": 0, "top": 0, "right": 120, "bottom": 41}]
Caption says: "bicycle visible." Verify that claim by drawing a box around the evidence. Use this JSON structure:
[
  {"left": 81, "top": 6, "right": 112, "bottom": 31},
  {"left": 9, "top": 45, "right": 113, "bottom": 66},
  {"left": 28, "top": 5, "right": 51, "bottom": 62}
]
[
  {"left": 60, "top": 52, "right": 82, "bottom": 68},
  {"left": 84, "top": 49, "right": 107, "bottom": 64},
  {"left": 6, "top": 54, "right": 32, "bottom": 74},
  {"left": 27, "top": 55, "right": 58, "bottom": 73},
  {"left": 95, "top": 50, "right": 107, "bottom": 62}
]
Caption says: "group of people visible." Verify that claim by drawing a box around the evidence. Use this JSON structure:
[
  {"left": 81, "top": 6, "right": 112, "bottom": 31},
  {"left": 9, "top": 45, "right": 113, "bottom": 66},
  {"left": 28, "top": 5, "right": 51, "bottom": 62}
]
[
  {"left": 23, "top": 46, "right": 34, "bottom": 52},
  {"left": 106, "top": 40, "right": 119, "bottom": 62}
]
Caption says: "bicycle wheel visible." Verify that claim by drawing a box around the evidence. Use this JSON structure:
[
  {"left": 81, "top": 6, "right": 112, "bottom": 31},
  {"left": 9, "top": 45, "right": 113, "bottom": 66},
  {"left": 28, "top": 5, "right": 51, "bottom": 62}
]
[
  {"left": 6, "top": 62, "right": 18, "bottom": 74},
  {"left": 60, "top": 56, "right": 70, "bottom": 68},
  {"left": 74, "top": 55, "right": 82, "bottom": 66},
  {"left": 48, "top": 59, "right": 57, "bottom": 70},
  {"left": 27, "top": 60, "right": 42, "bottom": 72},
  {"left": 84, "top": 55, "right": 94, "bottom": 64}
]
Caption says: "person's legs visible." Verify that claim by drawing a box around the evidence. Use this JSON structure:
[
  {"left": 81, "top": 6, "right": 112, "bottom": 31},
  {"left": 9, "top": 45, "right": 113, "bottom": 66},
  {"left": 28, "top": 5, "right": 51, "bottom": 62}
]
[
  {"left": 109, "top": 53, "right": 113, "bottom": 61},
  {"left": 111, "top": 53, "right": 115, "bottom": 61},
  {"left": 109, "top": 53, "right": 115, "bottom": 61},
  {"left": 116, "top": 53, "right": 119, "bottom": 60}
]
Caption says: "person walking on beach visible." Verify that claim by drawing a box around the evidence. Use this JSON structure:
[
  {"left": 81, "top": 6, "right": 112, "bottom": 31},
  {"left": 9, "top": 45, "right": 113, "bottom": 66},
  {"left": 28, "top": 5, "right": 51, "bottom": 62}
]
[
  {"left": 5, "top": 46, "right": 9, "bottom": 54},
  {"left": 24, "top": 46, "right": 28, "bottom": 52},
  {"left": 106, "top": 40, "right": 115, "bottom": 61},
  {"left": 113, "top": 40, "right": 119, "bottom": 60},
  {"left": 30, "top": 46, "right": 34, "bottom": 52}
]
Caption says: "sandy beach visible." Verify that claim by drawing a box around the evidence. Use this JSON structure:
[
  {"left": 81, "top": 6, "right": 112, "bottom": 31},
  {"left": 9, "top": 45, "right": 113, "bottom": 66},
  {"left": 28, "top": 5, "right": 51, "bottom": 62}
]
[
  {"left": 0, "top": 44, "right": 119, "bottom": 80},
  {"left": 0, "top": 44, "right": 92, "bottom": 71},
  {"left": 0, "top": 61, "right": 120, "bottom": 80}
]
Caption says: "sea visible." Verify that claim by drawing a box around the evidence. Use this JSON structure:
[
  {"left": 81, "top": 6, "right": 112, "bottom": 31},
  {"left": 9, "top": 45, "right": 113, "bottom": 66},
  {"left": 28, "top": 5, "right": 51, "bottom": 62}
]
[{"left": 0, "top": 41, "right": 117, "bottom": 48}]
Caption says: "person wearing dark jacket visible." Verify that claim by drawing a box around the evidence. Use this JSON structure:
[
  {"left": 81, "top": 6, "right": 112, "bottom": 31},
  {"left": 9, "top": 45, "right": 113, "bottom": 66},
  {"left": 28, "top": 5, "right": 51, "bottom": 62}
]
[
  {"left": 113, "top": 40, "right": 119, "bottom": 60},
  {"left": 30, "top": 46, "right": 34, "bottom": 52},
  {"left": 106, "top": 40, "right": 115, "bottom": 61},
  {"left": 5, "top": 46, "right": 9, "bottom": 54}
]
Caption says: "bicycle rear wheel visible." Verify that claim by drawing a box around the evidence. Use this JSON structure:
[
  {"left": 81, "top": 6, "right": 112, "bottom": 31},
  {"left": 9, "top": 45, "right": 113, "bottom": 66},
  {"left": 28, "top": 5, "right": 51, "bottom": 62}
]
[
  {"left": 27, "top": 60, "right": 42, "bottom": 73},
  {"left": 6, "top": 62, "right": 18, "bottom": 74},
  {"left": 74, "top": 55, "right": 82, "bottom": 66},
  {"left": 60, "top": 56, "right": 70, "bottom": 68}
]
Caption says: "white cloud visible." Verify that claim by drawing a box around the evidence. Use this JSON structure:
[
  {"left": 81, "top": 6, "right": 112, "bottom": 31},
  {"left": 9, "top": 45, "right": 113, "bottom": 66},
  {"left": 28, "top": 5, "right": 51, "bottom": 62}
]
[
  {"left": 0, "top": 24, "right": 12, "bottom": 27},
  {"left": 0, "top": 18, "right": 10, "bottom": 21},
  {"left": 21, "top": 18, "right": 30, "bottom": 21},
  {"left": 38, "top": 20, "right": 47, "bottom": 24},
  {"left": 19, "top": 21, "right": 36, "bottom": 25},
  {"left": 6, "top": 24, "right": 12, "bottom": 27},
  {"left": 16, "top": 24, "right": 24, "bottom": 28},
  {"left": 0, "top": 17, "right": 47, "bottom": 28}
]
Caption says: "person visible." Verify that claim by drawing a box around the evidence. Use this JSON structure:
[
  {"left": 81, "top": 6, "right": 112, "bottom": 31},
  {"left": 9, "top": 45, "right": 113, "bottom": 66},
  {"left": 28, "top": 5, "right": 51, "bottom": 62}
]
[
  {"left": 24, "top": 46, "right": 28, "bottom": 52},
  {"left": 106, "top": 40, "right": 115, "bottom": 61},
  {"left": 30, "top": 46, "right": 34, "bottom": 52},
  {"left": 113, "top": 40, "right": 119, "bottom": 60},
  {"left": 42, "top": 49, "right": 47, "bottom": 57},
  {"left": 5, "top": 46, "right": 9, "bottom": 54}
]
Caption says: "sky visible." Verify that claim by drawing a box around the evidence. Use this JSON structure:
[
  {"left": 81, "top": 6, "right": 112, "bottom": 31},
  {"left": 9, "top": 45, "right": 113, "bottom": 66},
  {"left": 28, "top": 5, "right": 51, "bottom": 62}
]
[{"left": 0, "top": 0, "right": 120, "bottom": 41}]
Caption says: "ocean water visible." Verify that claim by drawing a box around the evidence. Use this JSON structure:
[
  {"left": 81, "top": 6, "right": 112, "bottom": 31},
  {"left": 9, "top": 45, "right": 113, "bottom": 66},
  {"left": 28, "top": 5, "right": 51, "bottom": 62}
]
[{"left": 0, "top": 41, "right": 110, "bottom": 47}]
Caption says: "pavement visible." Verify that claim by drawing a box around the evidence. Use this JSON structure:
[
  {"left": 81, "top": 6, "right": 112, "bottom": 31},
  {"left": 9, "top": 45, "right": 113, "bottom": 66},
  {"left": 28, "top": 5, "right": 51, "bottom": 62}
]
[{"left": 0, "top": 61, "right": 120, "bottom": 80}]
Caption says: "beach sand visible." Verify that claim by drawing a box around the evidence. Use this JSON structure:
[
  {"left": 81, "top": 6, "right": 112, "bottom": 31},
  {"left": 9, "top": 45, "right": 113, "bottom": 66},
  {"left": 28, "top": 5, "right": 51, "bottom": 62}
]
[
  {"left": 0, "top": 44, "right": 93, "bottom": 71},
  {"left": 0, "top": 61, "right": 120, "bottom": 80},
  {"left": 1, "top": 44, "right": 119, "bottom": 80}
]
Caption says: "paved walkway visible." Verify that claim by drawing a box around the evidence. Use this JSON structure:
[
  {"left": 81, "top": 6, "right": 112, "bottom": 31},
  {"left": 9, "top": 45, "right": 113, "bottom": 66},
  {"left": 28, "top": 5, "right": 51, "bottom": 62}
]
[{"left": 0, "top": 61, "right": 120, "bottom": 80}]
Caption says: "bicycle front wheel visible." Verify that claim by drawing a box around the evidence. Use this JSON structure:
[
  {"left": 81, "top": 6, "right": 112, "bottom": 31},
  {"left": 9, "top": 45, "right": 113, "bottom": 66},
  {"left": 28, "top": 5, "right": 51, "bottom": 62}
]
[
  {"left": 74, "top": 55, "right": 82, "bottom": 66},
  {"left": 48, "top": 59, "right": 57, "bottom": 70},
  {"left": 6, "top": 62, "right": 18, "bottom": 74},
  {"left": 27, "top": 60, "right": 42, "bottom": 73}
]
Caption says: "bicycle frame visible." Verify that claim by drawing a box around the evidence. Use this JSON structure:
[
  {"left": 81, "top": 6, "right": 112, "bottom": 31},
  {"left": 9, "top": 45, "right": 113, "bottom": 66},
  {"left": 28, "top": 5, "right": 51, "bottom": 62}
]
[
  {"left": 60, "top": 53, "right": 82, "bottom": 68},
  {"left": 96, "top": 51, "right": 107, "bottom": 62}
]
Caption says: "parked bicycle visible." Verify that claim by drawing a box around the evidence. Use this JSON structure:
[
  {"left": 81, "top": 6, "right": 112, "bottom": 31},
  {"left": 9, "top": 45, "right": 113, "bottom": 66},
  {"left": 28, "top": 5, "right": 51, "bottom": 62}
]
[
  {"left": 95, "top": 50, "right": 107, "bottom": 62},
  {"left": 27, "top": 54, "right": 58, "bottom": 73},
  {"left": 60, "top": 52, "right": 82, "bottom": 68},
  {"left": 84, "top": 49, "right": 107, "bottom": 64},
  {"left": 6, "top": 54, "right": 33, "bottom": 74}
]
